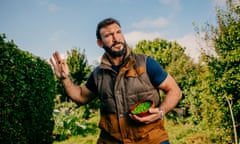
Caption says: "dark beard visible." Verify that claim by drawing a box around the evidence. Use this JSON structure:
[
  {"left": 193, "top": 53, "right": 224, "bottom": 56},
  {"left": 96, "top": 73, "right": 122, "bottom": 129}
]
[{"left": 103, "top": 41, "right": 127, "bottom": 58}]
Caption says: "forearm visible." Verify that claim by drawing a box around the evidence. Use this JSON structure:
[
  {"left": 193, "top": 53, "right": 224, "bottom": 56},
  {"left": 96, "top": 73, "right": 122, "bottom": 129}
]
[
  {"left": 61, "top": 77, "right": 83, "bottom": 103},
  {"left": 159, "top": 88, "right": 182, "bottom": 114}
]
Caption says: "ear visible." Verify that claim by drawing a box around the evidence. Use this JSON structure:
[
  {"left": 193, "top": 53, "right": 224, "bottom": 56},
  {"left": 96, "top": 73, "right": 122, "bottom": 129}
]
[{"left": 97, "top": 39, "right": 103, "bottom": 48}]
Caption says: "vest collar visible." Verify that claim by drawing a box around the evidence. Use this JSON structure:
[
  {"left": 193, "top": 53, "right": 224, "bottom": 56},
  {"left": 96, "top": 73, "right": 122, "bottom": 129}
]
[{"left": 100, "top": 46, "right": 132, "bottom": 67}]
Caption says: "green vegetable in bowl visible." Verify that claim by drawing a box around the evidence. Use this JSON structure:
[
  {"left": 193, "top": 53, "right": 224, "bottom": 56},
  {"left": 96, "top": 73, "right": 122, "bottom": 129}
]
[{"left": 132, "top": 101, "right": 152, "bottom": 114}]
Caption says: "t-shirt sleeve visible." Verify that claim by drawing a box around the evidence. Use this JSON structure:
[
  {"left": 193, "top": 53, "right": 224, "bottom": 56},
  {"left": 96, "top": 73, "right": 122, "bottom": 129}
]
[
  {"left": 85, "top": 72, "right": 97, "bottom": 92},
  {"left": 146, "top": 57, "right": 168, "bottom": 87}
]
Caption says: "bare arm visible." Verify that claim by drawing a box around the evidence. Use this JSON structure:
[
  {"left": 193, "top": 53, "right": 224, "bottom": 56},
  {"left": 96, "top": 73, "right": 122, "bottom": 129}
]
[
  {"left": 61, "top": 78, "right": 95, "bottom": 104},
  {"left": 50, "top": 51, "right": 95, "bottom": 104},
  {"left": 158, "top": 74, "right": 182, "bottom": 114}
]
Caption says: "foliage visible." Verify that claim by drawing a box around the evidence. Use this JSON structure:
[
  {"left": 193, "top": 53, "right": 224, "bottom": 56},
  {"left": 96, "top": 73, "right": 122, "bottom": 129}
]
[
  {"left": 165, "top": 120, "right": 224, "bottom": 144},
  {"left": 52, "top": 48, "right": 100, "bottom": 143},
  {"left": 53, "top": 135, "right": 98, "bottom": 144},
  {"left": 132, "top": 36, "right": 235, "bottom": 143},
  {"left": 67, "top": 48, "right": 91, "bottom": 85},
  {"left": 52, "top": 100, "right": 99, "bottom": 142},
  {"left": 0, "top": 34, "right": 56, "bottom": 144},
  {"left": 53, "top": 117, "right": 226, "bottom": 144},
  {"left": 134, "top": 38, "right": 187, "bottom": 69},
  {"left": 56, "top": 48, "right": 91, "bottom": 102},
  {"left": 1, "top": 1, "right": 239, "bottom": 143},
  {"left": 198, "top": 0, "right": 240, "bottom": 143},
  {"left": 55, "top": 48, "right": 100, "bottom": 119},
  {"left": 134, "top": 38, "right": 206, "bottom": 124}
]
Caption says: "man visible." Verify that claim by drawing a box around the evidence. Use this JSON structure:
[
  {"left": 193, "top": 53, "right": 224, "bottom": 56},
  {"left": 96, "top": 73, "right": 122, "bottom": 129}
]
[{"left": 50, "top": 17, "right": 182, "bottom": 144}]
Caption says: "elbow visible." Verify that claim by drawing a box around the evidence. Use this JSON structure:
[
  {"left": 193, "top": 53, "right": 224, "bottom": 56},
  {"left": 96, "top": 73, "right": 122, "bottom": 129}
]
[
  {"left": 178, "top": 90, "right": 182, "bottom": 101},
  {"left": 177, "top": 87, "right": 182, "bottom": 101},
  {"left": 172, "top": 86, "right": 182, "bottom": 103}
]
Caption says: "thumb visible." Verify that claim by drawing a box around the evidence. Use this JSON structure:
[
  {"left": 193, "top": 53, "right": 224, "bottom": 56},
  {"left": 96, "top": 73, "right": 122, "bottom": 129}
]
[{"left": 148, "top": 108, "right": 159, "bottom": 114}]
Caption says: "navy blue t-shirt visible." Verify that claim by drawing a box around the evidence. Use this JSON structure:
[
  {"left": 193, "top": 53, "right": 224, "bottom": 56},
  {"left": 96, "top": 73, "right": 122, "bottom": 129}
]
[{"left": 85, "top": 57, "right": 168, "bottom": 92}]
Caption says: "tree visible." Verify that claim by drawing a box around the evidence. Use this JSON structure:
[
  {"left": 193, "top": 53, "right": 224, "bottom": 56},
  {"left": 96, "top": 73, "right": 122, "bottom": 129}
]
[
  {"left": 55, "top": 48, "right": 99, "bottom": 119},
  {"left": 198, "top": 0, "right": 240, "bottom": 143},
  {"left": 134, "top": 38, "right": 205, "bottom": 123},
  {"left": 56, "top": 48, "right": 91, "bottom": 102}
]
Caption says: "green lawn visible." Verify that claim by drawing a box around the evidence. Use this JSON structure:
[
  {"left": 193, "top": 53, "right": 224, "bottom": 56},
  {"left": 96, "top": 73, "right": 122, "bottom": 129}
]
[
  {"left": 53, "top": 135, "right": 98, "bottom": 144},
  {"left": 53, "top": 119, "right": 215, "bottom": 144}
]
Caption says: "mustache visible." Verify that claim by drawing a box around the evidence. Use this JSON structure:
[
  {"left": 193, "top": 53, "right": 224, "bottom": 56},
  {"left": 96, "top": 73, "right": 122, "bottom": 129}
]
[{"left": 111, "top": 41, "right": 124, "bottom": 48}]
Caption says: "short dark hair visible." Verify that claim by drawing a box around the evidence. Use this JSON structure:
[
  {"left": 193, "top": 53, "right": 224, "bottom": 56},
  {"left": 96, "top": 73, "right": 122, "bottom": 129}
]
[{"left": 96, "top": 17, "right": 121, "bottom": 40}]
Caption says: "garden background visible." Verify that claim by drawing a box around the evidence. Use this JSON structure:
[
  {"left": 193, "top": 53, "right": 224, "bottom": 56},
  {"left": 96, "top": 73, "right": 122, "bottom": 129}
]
[{"left": 1, "top": 1, "right": 239, "bottom": 143}]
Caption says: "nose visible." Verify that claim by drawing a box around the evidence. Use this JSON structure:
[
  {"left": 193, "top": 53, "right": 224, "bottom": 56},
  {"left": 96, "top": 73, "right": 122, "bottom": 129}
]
[{"left": 112, "top": 33, "right": 117, "bottom": 42}]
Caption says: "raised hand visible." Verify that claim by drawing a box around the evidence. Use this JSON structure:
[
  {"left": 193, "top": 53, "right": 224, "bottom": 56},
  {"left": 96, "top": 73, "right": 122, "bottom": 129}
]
[{"left": 50, "top": 51, "right": 69, "bottom": 79}]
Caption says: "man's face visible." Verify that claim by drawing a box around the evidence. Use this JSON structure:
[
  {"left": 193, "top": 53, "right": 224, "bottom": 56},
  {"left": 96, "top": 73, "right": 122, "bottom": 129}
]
[{"left": 99, "top": 23, "right": 127, "bottom": 57}]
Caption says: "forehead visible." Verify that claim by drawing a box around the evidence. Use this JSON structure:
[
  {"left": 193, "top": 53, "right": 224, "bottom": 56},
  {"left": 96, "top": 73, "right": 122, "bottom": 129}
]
[{"left": 100, "top": 23, "right": 121, "bottom": 34}]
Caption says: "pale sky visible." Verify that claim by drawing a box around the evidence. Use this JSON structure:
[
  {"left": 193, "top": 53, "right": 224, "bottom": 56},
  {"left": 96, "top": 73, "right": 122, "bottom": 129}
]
[{"left": 0, "top": 0, "right": 224, "bottom": 64}]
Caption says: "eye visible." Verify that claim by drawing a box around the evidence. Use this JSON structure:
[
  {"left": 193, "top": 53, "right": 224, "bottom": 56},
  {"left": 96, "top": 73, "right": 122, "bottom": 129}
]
[
  {"left": 117, "top": 30, "right": 122, "bottom": 34},
  {"left": 103, "top": 33, "right": 111, "bottom": 38}
]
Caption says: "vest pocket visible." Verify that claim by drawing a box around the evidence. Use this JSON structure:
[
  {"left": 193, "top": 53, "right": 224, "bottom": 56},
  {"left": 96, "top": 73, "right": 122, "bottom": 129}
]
[
  {"left": 99, "top": 114, "right": 120, "bottom": 134},
  {"left": 130, "top": 120, "right": 164, "bottom": 140}
]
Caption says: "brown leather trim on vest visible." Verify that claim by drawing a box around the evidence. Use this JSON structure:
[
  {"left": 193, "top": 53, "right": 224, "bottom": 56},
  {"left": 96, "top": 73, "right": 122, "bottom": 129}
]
[
  {"left": 98, "top": 114, "right": 169, "bottom": 144},
  {"left": 100, "top": 46, "right": 132, "bottom": 67},
  {"left": 126, "top": 66, "right": 146, "bottom": 77}
]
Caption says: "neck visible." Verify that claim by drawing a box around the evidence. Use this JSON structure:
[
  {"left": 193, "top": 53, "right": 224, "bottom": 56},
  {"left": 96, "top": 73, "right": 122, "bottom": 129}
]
[{"left": 110, "top": 56, "right": 124, "bottom": 66}]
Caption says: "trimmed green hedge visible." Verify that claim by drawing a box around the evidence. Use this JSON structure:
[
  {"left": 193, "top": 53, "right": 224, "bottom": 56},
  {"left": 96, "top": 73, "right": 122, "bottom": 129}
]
[{"left": 0, "top": 34, "right": 56, "bottom": 144}]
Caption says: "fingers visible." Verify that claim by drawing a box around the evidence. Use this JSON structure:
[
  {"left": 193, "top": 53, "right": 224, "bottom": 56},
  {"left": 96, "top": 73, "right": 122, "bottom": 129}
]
[
  {"left": 49, "top": 51, "right": 61, "bottom": 66},
  {"left": 61, "top": 60, "right": 69, "bottom": 76},
  {"left": 53, "top": 51, "right": 62, "bottom": 64},
  {"left": 50, "top": 52, "right": 60, "bottom": 71},
  {"left": 49, "top": 51, "right": 69, "bottom": 78},
  {"left": 129, "top": 114, "right": 148, "bottom": 123},
  {"left": 50, "top": 51, "right": 66, "bottom": 67},
  {"left": 129, "top": 108, "right": 161, "bottom": 124},
  {"left": 50, "top": 57, "right": 56, "bottom": 67},
  {"left": 148, "top": 108, "right": 159, "bottom": 114}
]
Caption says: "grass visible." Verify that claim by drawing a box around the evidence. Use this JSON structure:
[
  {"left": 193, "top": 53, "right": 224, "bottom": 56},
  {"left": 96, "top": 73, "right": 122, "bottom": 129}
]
[
  {"left": 53, "top": 109, "right": 228, "bottom": 144},
  {"left": 53, "top": 134, "right": 98, "bottom": 144},
  {"left": 53, "top": 118, "right": 207, "bottom": 144}
]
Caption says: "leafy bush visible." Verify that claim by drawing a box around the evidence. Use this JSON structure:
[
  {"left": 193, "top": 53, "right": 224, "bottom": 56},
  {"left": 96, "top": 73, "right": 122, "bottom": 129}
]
[
  {"left": 56, "top": 48, "right": 91, "bottom": 102},
  {"left": 0, "top": 34, "right": 56, "bottom": 144},
  {"left": 53, "top": 100, "right": 99, "bottom": 141},
  {"left": 53, "top": 135, "right": 98, "bottom": 144}
]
